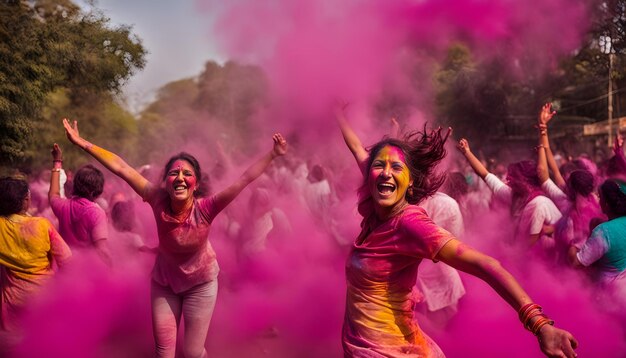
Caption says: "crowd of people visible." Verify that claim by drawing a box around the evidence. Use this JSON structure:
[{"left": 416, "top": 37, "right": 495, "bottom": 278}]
[{"left": 0, "top": 102, "right": 625, "bottom": 357}]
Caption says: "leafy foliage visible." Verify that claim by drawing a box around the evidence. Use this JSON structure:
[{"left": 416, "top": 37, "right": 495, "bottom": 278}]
[
  {"left": 431, "top": 1, "right": 626, "bottom": 158},
  {"left": 0, "top": 0, "right": 145, "bottom": 169},
  {"left": 137, "top": 61, "right": 269, "bottom": 164}
]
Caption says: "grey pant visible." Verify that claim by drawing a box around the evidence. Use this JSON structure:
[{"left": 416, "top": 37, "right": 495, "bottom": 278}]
[{"left": 151, "top": 280, "right": 218, "bottom": 358}]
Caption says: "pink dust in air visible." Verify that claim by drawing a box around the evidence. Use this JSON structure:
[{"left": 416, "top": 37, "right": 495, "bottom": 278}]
[{"left": 9, "top": 0, "right": 625, "bottom": 357}]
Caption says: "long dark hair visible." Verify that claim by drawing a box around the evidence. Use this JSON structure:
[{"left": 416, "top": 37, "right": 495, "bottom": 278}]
[
  {"left": 358, "top": 126, "right": 449, "bottom": 218},
  {"left": 565, "top": 169, "right": 595, "bottom": 201},
  {"left": 506, "top": 160, "right": 543, "bottom": 216},
  {"left": 162, "top": 152, "right": 210, "bottom": 197},
  {"left": 0, "top": 177, "right": 29, "bottom": 216},
  {"left": 599, "top": 179, "right": 626, "bottom": 219}
]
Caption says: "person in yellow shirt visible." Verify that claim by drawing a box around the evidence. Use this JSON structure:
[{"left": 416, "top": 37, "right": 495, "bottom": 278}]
[{"left": 0, "top": 177, "right": 72, "bottom": 334}]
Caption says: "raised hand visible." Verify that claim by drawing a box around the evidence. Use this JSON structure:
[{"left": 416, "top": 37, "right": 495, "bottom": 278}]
[
  {"left": 614, "top": 133, "right": 624, "bottom": 154},
  {"left": 271, "top": 133, "right": 288, "bottom": 157},
  {"left": 62, "top": 118, "right": 82, "bottom": 146},
  {"left": 51, "top": 143, "right": 63, "bottom": 161},
  {"left": 457, "top": 138, "right": 470, "bottom": 154},
  {"left": 539, "top": 103, "right": 557, "bottom": 126},
  {"left": 390, "top": 116, "right": 400, "bottom": 138}
]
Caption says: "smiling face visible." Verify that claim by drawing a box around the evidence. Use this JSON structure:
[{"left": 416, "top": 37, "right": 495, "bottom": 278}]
[
  {"left": 165, "top": 159, "right": 198, "bottom": 203},
  {"left": 368, "top": 145, "right": 413, "bottom": 212}
]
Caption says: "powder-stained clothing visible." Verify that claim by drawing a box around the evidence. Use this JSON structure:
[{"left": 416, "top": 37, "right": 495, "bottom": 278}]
[
  {"left": 50, "top": 196, "right": 108, "bottom": 248},
  {"left": 542, "top": 179, "right": 603, "bottom": 249},
  {"left": 418, "top": 193, "right": 466, "bottom": 312},
  {"left": 343, "top": 205, "right": 453, "bottom": 357},
  {"left": 540, "top": 179, "right": 570, "bottom": 213},
  {"left": 578, "top": 216, "right": 626, "bottom": 283},
  {"left": 144, "top": 189, "right": 221, "bottom": 294},
  {"left": 0, "top": 214, "right": 72, "bottom": 330},
  {"left": 484, "top": 174, "right": 562, "bottom": 246}
]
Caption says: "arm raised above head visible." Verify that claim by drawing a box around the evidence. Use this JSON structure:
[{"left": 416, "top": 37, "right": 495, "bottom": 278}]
[
  {"left": 62, "top": 118, "right": 152, "bottom": 198},
  {"left": 212, "top": 133, "right": 288, "bottom": 214},
  {"left": 49, "top": 143, "right": 63, "bottom": 202},
  {"left": 389, "top": 116, "right": 400, "bottom": 139},
  {"left": 457, "top": 138, "right": 489, "bottom": 179},
  {"left": 334, "top": 101, "right": 369, "bottom": 174},
  {"left": 537, "top": 103, "right": 565, "bottom": 188}
]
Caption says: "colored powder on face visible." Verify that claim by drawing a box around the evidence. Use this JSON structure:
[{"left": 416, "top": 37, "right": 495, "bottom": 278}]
[
  {"left": 11, "top": 0, "right": 625, "bottom": 356},
  {"left": 188, "top": 0, "right": 619, "bottom": 355}
]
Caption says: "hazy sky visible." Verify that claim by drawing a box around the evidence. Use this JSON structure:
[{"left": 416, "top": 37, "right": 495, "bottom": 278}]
[{"left": 83, "top": 0, "right": 224, "bottom": 112}]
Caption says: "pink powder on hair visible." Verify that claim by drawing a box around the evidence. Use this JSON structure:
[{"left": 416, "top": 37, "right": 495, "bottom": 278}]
[{"left": 11, "top": 0, "right": 620, "bottom": 356}]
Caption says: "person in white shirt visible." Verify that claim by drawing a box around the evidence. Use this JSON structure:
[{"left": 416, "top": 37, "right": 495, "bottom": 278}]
[
  {"left": 535, "top": 103, "right": 604, "bottom": 264},
  {"left": 457, "top": 139, "right": 562, "bottom": 252}
]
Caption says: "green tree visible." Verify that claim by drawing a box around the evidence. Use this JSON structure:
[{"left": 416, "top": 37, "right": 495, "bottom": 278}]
[
  {"left": 194, "top": 60, "right": 268, "bottom": 137},
  {"left": 554, "top": 1, "right": 626, "bottom": 120},
  {"left": 433, "top": 44, "right": 511, "bottom": 146},
  {"left": 431, "top": 2, "right": 626, "bottom": 158},
  {"left": 0, "top": 0, "right": 145, "bottom": 170},
  {"left": 137, "top": 61, "right": 269, "bottom": 164}
]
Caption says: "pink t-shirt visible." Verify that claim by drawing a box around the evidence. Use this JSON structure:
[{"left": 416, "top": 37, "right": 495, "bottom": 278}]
[
  {"left": 50, "top": 196, "right": 108, "bottom": 248},
  {"left": 144, "top": 189, "right": 221, "bottom": 293},
  {"left": 343, "top": 205, "right": 454, "bottom": 357}
]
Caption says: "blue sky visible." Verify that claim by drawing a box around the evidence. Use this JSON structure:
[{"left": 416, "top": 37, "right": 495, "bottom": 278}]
[{"left": 81, "top": 0, "right": 224, "bottom": 112}]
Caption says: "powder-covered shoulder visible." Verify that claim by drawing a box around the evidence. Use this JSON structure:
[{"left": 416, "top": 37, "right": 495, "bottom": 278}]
[
  {"left": 397, "top": 205, "right": 437, "bottom": 232},
  {"left": 398, "top": 205, "right": 430, "bottom": 221},
  {"left": 397, "top": 204, "right": 454, "bottom": 260},
  {"left": 196, "top": 195, "right": 220, "bottom": 222}
]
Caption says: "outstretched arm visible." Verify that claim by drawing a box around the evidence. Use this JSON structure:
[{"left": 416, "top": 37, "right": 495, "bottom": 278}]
[
  {"left": 335, "top": 102, "right": 369, "bottom": 174},
  {"left": 389, "top": 116, "right": 400, "bottom": 139},
  {"left": 49, "top": 143, "right": 64, "bottom": 202},
  {"left": 612, "top": 132, "right": 626, "bottom": 176},
  {"left": 537, "top": 103, "right": 565, "bottom": 188},
  {"left": 62, "top": 118, "right": 152, "bottom": 198},
  {"left": 212, "top": 133, "right": 287, "bottom": 214},
  {"left": 615, "top": 132, "right": 625, "bottom": 158},
  {"left": 457, "top": 138, "right": 489, "bottom": 179},
  {"left": 436, "top": 239, "right": 578, "bottom": 358}
]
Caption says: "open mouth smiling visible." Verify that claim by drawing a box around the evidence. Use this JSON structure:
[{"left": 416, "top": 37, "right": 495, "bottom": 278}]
[{"left": 377, "top": 182, "right": 396, "bottom": 196}]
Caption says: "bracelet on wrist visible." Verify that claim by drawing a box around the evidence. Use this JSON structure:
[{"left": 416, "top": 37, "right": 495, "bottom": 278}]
[
  {"left": 53, "top": 159, "right": 63, "bottom": 163},
  {"left": 51, "top": 168, "right": 61, "bottom": 172}
]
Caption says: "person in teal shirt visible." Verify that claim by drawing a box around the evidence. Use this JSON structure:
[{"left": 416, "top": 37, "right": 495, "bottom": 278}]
[{"left": 571, "top": 179, "right": 626, "bottom": 282}]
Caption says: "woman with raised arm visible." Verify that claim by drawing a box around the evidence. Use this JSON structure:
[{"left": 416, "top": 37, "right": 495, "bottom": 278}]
[
  {"left": 61, "top": 118, "right": 287, "bottom": 358},
  {"left": 336, "top": 107, "right": 577, "bottom": 357},
  {"left": 536, "top": 103, "right": 604, "bottom": 257},
  {"left": 457, "top": 138, "right": 562, "bottom": 250},
  {"left": 605, "top": 133, "right": 626, "bottom": 180},
  {"left": 48, "top": 143, "right": 112, "bottom": 266}
]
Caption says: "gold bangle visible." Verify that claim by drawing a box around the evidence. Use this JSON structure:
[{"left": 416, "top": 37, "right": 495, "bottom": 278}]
[{"left": 51, "top": 168, "right": 61, "bottom": 172}]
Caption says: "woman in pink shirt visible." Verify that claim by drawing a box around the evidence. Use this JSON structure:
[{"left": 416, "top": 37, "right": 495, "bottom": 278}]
[
  {"left": 60, "top": 118, "right": 287, "bottom": 358},
  {"left": 336, "top": 104, "right": 577, "bottom": 357}
]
